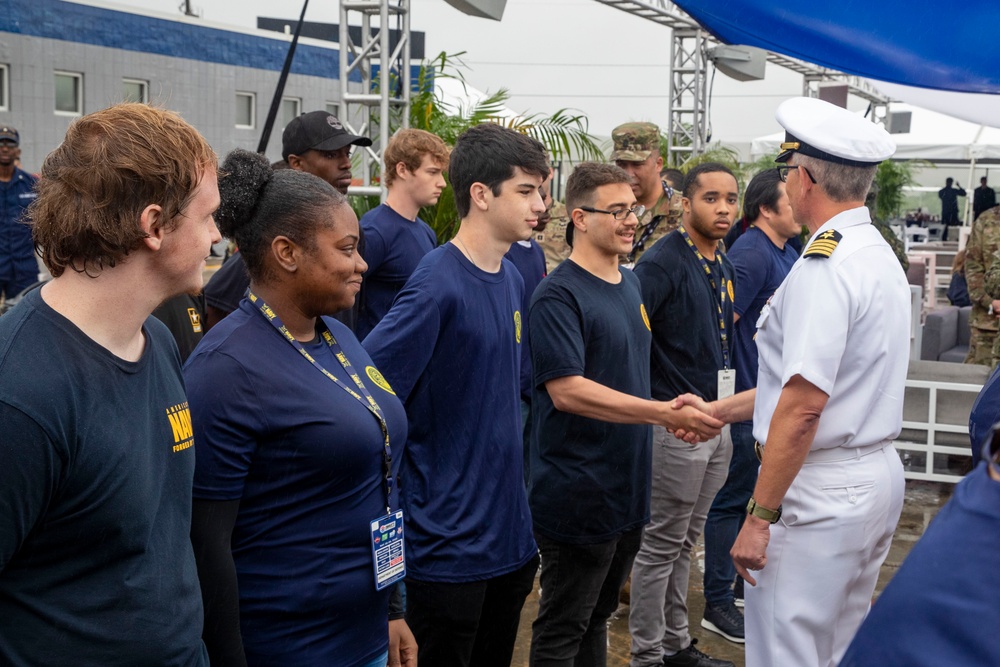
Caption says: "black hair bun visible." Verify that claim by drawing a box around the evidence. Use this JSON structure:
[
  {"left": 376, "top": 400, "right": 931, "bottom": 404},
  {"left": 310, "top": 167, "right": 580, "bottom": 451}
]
[{"left": 215, "top": 148, "right": 271, "bottom": 239}]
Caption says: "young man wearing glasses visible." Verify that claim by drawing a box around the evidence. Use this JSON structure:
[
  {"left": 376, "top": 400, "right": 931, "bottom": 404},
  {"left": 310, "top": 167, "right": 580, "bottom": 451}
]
[
  {"left": 528, "top": 162, "right": 723, "bottom": 665},
  {"left": 629, "top": 163, "right": 740, "bottom": 667}
]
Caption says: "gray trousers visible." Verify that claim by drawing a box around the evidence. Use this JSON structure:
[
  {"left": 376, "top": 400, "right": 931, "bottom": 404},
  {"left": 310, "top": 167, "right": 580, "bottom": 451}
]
[{"left": 628, "top": 425, "right": 732, "bottom": 666}]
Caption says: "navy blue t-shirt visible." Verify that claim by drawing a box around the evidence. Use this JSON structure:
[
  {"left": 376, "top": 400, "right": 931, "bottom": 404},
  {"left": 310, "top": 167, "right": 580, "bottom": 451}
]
[
  {"left": 505, "top": 239, "right": 547, "bottom": 401},
  {"left": 969, "top": 365, "right": 1000, "bottom": 466},
  {"left": 728, "top": 226, "right": 798, "bottom": 395},
  {"left": 364, "top": 243, "right": 537, "bottom": 582},
  {"left": 185, "top": 300, "right": 407, "bottom": 666},
  {"left": 840, "top": 460, "right": 1000, "bottom": 667},
  {"left": 529, "top": 261, "right": 652, "bottom": 543},
  {"left": 0, "top": 289, "right": 206, "bottom": 667},
  {"left": 358, "top": 204, "right": 438, "bottom": 340},
  {"left": 634, "top": 230, "right": 736, "bottom": 401}
]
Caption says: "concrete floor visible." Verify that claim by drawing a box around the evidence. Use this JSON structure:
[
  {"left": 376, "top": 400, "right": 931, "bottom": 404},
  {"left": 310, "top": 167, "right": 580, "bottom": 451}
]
[{"left": 510, "top": 479, "right": 954, "bottom": 667}]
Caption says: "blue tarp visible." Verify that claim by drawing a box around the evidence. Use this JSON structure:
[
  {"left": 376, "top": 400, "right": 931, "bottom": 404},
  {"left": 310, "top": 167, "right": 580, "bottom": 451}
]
[{"left": 671, "top": 1, "right": 1000, "bottom": 94}]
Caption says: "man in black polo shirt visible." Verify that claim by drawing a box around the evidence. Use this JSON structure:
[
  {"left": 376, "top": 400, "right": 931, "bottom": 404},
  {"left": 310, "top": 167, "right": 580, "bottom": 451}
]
[
  {"left": 528, "top": 162, "right": 722, "bottom": 665},
  {"left": 629, "top": 163, "right": 739, "bottom": 667}
]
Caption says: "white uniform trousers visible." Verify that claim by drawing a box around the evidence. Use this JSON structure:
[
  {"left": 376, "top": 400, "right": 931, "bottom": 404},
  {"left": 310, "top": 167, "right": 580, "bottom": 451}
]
[{"left": 744, "top": 443, "right": 904, "bottom": 667}]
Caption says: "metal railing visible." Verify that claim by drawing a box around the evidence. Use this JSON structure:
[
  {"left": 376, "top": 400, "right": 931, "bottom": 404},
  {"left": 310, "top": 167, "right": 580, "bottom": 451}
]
[{"left": 896, "top": 378, "right": 983, "bottom": 483}]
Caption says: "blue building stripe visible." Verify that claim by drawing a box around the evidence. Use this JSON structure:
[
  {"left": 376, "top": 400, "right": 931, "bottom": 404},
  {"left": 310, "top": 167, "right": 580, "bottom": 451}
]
[{"left": 2, "top": 0, "right": 347, "bottom": 79}]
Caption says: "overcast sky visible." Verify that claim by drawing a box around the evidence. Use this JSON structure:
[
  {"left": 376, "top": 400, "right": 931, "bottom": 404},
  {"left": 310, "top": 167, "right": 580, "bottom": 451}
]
[{"left": 112, "top": 0, "right": 809, "bottom": 152}]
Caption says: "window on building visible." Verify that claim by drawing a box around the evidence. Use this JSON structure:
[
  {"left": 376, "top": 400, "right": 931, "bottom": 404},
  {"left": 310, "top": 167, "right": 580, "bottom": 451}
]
[
  {"left": 325, "top": 102, "right": 340, "bottom": 119},
  {"left": 236, "top": 92, "right": 255, "bottom": 129},
  {"left": 55, "top": 71, "right": 83, "bottom": 116},
  {"left": 0, "top": 64, "right": 9, "bottom": 112},
  {"left": 122, "top": 78, "right": 148, "bottom": 104},
  {"left": 281, "top": 97, "right": 301, "bottom": 130}
]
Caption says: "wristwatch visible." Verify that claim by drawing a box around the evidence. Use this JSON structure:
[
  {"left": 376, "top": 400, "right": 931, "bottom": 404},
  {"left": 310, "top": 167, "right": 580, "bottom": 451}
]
[{"left": 746, "top": 497, "right": 782, "bottom": 523}]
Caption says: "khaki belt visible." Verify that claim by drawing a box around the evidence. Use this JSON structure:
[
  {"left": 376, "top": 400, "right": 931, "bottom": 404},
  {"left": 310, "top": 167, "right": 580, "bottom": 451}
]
[{"left": 754, "top": 439, "right": 890, "bottom": 464}]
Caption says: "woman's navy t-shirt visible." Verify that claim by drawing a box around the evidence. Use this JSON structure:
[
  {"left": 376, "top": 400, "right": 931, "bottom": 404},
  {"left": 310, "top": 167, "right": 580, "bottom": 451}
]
[{"left": 185, "top": 300, "right": 407, "bottom": 667}]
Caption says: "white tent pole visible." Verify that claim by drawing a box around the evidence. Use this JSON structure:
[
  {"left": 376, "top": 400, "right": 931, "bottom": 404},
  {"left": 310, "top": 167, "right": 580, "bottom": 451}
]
[{"left": 965, "top": 124, "right": 986, "bottom": 225}]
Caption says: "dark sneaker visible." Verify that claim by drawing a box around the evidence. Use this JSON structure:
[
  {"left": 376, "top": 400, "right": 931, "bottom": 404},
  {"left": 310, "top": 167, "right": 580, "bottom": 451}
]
[
  {"left": 701, "top": 600, "right": 745, "bottom": 644},
  {"left": 662, "top": 638, "right": 736, "bottom": 667},
  {"left": 733, "top": 577, "right": 744, "bottom": 608}
]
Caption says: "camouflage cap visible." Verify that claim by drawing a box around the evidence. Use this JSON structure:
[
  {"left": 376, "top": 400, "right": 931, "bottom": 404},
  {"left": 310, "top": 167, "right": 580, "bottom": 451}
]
[{"left": 611, "top": 122, "right": 660, "bottom": 162}]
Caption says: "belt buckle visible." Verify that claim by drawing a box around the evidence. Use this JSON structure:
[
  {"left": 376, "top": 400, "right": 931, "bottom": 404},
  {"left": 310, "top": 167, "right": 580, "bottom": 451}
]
[{"left": 754, "top": 440, "right": 764, "bottom": 462}]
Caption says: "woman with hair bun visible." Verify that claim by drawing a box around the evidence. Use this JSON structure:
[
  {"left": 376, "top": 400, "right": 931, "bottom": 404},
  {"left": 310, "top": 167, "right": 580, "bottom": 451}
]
[{"left": 185, "top": 149, "right": 414, "bottom": 667}]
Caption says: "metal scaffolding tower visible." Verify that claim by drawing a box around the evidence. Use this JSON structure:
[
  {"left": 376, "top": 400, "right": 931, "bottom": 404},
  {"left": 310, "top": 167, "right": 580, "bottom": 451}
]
[
  {"left": 339, "top": 0, "right": 411, "bottom": 198},
  {"left": 592, "top": 0, "right": 890, "bottom": 162}
]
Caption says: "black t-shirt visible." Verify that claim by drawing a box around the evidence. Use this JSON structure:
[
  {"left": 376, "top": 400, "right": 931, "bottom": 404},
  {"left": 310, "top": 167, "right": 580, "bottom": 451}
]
[
  {"left": 528, "top": 260, "right": 652, "bottom": 543},
  {"left": 152, "top": 293, "right": 205, "bottom": 363},
  {"left": 634, "top": 230, "right": 735, "bottom": 401},
  {"left": 0, "top": 289, "right": 207, "bottom": 666}
]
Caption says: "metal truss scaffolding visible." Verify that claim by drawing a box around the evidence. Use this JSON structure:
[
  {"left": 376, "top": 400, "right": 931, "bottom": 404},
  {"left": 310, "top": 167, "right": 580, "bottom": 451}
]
[
  {"left": 668, "top": 27, "right": 708, "bottom": 163},
  {"left": 592, "top": 0, "right": 890, "bottom": 160},
  {"left": 339, "top": 0, "right": 411, "bottom": 198}
]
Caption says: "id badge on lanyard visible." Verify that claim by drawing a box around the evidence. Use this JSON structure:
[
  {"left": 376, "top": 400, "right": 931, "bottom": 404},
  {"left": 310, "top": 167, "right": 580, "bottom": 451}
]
[
  {"left": 247, "top": 291, "right": 406, "bottom": 591},
  {"left": 371, "top": 510, "right": 406, "bottom": 590}
]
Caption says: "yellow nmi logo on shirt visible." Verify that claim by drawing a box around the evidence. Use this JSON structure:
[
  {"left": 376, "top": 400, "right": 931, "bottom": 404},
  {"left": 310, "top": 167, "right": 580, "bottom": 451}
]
[{"left": 166, "top": 401, "right": 194, "bottom": 453}]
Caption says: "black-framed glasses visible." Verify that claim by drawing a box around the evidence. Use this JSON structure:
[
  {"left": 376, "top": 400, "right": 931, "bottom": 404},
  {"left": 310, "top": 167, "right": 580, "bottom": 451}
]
[
  {"left": 777, "top": 164, "right": 817, "bottom": 184},
  {"left": 579, "top": 204, "right": 646, "bottom": 221}
]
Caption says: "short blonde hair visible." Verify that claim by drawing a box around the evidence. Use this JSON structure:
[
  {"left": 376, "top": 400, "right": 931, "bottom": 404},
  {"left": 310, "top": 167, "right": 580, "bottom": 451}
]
[{"left": 383, "top": 128, "right": 450, "bottom": 187}]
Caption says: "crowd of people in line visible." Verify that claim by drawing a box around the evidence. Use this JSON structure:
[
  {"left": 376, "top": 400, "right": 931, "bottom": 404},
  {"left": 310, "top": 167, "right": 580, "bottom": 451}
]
[{"left": 1, "top": 96, "right": 999, "bottom": 667}]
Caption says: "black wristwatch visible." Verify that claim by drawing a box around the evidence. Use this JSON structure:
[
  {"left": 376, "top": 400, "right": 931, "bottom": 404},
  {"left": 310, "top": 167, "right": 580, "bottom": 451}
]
[{"left": 746, "top": 497, "right": 782, "bottom": 524}]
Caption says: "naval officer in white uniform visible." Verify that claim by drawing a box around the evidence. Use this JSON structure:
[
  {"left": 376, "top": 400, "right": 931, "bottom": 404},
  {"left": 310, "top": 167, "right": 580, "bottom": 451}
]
[{"left": 673, "top": 96, "right": 910, "bottom": 667}]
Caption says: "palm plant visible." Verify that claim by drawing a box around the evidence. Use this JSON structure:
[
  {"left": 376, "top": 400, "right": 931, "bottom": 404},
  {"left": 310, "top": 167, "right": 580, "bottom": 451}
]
[
  {"left": 354, "top": 52, "right": 604, "bottom": 242},
  {"left": 872, "top": 160, "right": 922, "bottom": 222}
]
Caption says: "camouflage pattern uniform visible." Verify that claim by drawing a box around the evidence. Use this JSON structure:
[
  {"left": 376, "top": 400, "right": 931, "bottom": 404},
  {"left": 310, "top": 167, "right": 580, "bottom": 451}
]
[
  {"left": 610, "top": 122, "right": 683, "bottom": 267},
  {"left": 984, "top": 246, "right": 1000, "bottom": 368},
  {"left": 964, "top": 205, "right": 1000, "bottom": 366},
  {"left": 535, "top": 200, "right": 571, "bottom": 273},
  {"left": 871, "top": 218, "right": 909, "bottom": 272}
]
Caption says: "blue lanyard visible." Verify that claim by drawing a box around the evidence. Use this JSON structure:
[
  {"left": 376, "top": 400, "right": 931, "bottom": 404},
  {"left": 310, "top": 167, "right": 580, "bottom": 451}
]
[
  {"left": 678, "top": 228, "right": 730, "bottom": 369},
  {"left": 248, "top": 292, "right": 395, "bottom": 513}
]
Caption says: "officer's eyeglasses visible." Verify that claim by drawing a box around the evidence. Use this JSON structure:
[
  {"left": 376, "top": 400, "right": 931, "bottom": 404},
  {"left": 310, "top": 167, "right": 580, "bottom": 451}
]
[
  {"left": 777, "top": 164, "right": 817, "bottom": 184},
  {"left": 579, "top": 204, "right": 646, "bottom": 221}
]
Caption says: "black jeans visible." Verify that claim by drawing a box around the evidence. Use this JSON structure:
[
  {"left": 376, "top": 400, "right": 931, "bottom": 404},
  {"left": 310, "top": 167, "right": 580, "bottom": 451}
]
[
  {"left": 405, "top": 553, "right": 540, "bottom": 667},
  {"left": 530, "top": 527, "right": 644, "bottom": 667}
]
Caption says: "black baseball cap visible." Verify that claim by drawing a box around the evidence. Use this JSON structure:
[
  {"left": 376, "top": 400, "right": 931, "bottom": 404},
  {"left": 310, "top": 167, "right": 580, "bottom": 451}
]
[{"left": 281, "top": 111, "right": 372, "bottom": 161}]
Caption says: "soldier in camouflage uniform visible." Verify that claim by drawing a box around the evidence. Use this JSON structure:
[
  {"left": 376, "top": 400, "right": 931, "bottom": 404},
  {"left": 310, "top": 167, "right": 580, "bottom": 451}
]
[
  {"left": 533, "top": 169, "right": 571, "bottom": 272},
  {"left": 964, "top": 204, "right": 1000, "bottom": 366},
  {"left": 862, "top": 190, "right": 909, "bottom": 272},
  {"left": 983, "top": 242, "right": 1000, "bottom": 368},
  {"left": 611, "top": 122, "right": 683, "bottom": 267}
]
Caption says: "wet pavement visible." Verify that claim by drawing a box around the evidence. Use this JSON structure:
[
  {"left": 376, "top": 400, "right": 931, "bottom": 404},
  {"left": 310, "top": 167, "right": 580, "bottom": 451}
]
[{"left": 510, "top": 479, "right": 954, "bottom": 667}]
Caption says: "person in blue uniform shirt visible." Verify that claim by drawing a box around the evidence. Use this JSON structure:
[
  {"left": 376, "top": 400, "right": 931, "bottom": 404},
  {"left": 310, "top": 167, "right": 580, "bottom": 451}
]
[
  {"left": 358, "top": 128, "right": 448, "bottom": 340},
  {"left": 0, "top": 125, "right": 38, "bottom": 301},
  {"left": 364, "top": 123, "right": 549, "bottom": 667},
  {"left": 675, "top": 97, "right": 909, "bottom": 667},
  {"left": 185, "top": 149, "right": 415, "bottom": 667},
  {"left": 839, "top": 431, "right": 1000, "bottom": 667},
  {"left": 0, "top": 103, "right": 219, "bottom": 666}
]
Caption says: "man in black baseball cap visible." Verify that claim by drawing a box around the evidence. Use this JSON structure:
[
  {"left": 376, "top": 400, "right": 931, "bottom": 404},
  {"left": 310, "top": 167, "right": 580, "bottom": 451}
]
[
  {"left": 282, "top": 110, "right": 372, "bottom": 195},
  {"left": 202, "top": 111, "right": 372, "bottom": 334}
]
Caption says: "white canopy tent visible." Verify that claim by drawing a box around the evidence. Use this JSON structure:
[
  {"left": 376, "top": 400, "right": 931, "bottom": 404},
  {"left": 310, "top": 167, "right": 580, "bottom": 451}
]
[
  {"left": 751, "top": 103, "right": 1000, "bottom": 226},
  {"left": 750, "top": 103, "right": 1000, "bottom": 163}
]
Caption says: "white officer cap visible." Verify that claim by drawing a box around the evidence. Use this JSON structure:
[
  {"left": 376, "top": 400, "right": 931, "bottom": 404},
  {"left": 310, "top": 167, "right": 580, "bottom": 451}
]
[{"left": 774, "top": 97, "right": 895, "bottom": 166}]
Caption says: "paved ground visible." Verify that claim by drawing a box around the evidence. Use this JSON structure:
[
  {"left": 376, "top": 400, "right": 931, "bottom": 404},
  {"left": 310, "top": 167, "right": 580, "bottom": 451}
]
[{"left": 511, "top": 479, "right": 954, "bottom": 667}]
